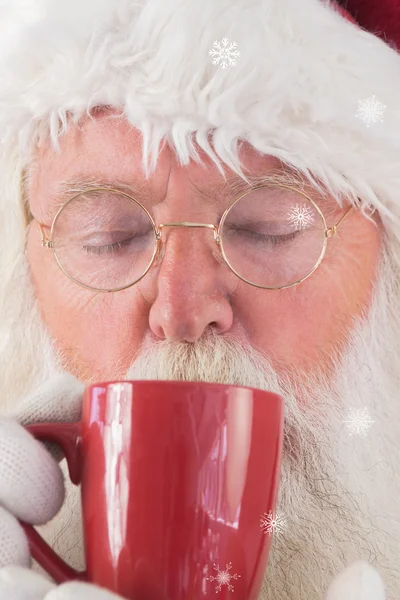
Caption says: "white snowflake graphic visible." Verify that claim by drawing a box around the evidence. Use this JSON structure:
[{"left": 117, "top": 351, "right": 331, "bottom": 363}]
[
  {"left": 206, "top": 562, "right": 241, "bottom": 593},
  {"left": 356, "top": 95, "right": 387, "bottom": 127},
  {"left": 260, "top": 511, "right": 287, "bottom": 536},
  {"left": 343, "top": 407, "right": 375, "bottom": 437},
  {"left": 287, "top": 204, "right": 315, "bottom": 230},
  {"left": 209, "top": 37, "right": 241, "bottom": 70}
]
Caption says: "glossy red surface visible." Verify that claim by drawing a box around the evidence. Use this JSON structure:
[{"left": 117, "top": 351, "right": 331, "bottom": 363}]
[{"left": 22, "top": 380, "right": 284, "bottom": 600}]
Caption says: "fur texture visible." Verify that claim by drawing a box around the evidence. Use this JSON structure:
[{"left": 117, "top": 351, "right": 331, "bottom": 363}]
[{"left": 0, "top": 0, "right": 400, "bottom": 221}]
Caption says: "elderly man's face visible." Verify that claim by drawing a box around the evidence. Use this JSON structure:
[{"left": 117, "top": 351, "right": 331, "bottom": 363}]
[
  {"left": 26, "top": 110, "right": 381, "bottom": 385},
  {"left": 21, "top": 110, "right": 400, "bottom": 600}
]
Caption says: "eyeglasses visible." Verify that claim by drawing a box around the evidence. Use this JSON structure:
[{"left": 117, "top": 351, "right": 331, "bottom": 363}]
[{"left": 37, "top": 184, "right": 353, "bottom": 293}]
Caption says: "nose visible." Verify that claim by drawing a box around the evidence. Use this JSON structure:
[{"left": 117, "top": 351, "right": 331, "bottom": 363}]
[{"left": 143, "top": 225, "right": 235, "bottom": 342}]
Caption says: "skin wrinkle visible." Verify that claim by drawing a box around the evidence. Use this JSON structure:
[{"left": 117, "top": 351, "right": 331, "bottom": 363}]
[
  {"left": 30, "top": 170, "right": 345, "bottom": 229},
  {"left": 12, "top": 109, "right": 399, "bottom": 599}
]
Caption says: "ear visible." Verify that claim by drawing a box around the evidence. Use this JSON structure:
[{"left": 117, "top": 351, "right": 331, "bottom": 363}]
[{"left": 324, "top": 561, "right": 386, "bottom": 600}]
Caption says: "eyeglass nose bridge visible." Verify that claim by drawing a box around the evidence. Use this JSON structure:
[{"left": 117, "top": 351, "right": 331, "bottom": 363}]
[
  {"left": 157, "top": 222, "right": 221, "bottom": 243},
  {"left": 155, "top": 222, "right": 225, "bottom": 269}
]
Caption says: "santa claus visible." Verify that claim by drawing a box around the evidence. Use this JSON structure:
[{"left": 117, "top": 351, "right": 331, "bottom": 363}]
[{"left": 0, "top": 0, "right": 398, "bottom": 598}]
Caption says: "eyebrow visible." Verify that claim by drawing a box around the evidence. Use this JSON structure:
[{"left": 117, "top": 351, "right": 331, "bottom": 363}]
[
  {"left": 45, "top": 178, "right": 154, "bottom": 220},
  {"left": 43, "top": 170, "right": 312, "bottom": 221}
]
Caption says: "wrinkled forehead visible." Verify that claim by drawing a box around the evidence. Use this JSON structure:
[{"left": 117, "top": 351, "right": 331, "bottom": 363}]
[{"left": 28, "top": 107, "right": 287, "bottom": 200}]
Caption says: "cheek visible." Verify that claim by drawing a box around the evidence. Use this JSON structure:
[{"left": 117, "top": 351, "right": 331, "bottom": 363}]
[
  {"left": 27, "top": 223, "right": 58, "bottom": 315},
  {"left": 241, "top": 287, "right": 326, "bottom": 368},
  {"left": 26, "top": 224, "right": 146, "bottom": 376},
  {"left": 239, "top": 284, "right": 349, "bottom": 375},
  {"left": 239, "top": 220, "right": 382, "bottom": 372},
  {"left": 27, "top": 223, "right": 85, "bottom": 318}
]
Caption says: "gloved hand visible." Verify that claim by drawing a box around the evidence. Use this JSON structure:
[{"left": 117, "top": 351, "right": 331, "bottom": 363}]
[
  {"left": 0, "top": 372, "right": 84, "bottom": 570},
  {"left": 0, "top": 560, "right": 387, "bottom": 599},
  {"left": 0, "top": 565, "right": 125, "bottom": 599},
  {"left": 0, "top": 373, "right": 387, "bottom": 600}
]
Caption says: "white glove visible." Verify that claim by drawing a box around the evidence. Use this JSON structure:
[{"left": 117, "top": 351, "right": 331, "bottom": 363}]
[
  {"left": 0, "top": 565, "right": 125, "bottom": 599},
  {"left": 0, "top": 559, "right": 387, "bottom": 599},
  {"left": 0, "top": 372, "right": 84, "bottom": 570},
  {"left": 325, "top": 560, "right": 386, "bottom": 600}
]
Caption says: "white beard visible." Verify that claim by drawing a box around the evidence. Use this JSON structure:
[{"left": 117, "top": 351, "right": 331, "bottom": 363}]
[{"left": 0, "top": 230, "right": 399, "bottom": 600}]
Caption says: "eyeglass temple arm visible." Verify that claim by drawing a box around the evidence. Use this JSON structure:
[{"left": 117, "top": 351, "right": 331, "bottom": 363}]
[
  {"left": 326, "top": 204, "right": 354, "bottom": 238},
  {"left": 37, "top": 222, "right": 54, "bottom": 248}
]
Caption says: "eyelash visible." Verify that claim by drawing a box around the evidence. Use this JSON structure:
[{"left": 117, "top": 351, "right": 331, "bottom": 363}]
[
  {"left": 83, "top": 237, "right": 135, "bottom": 255},
  {"left": 82, "top": 230, "right": 299, "bottom": 256},
  {"left": 235, "top": 229, "right": 300, "bottom": 246}
]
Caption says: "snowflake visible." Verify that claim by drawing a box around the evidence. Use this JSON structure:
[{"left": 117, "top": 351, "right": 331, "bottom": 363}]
[
  {"left": 287, "top": 204, "right": 315, "bottom": 230},
  {"left": 206, "top": 562, "right": 241, "bottom": 593},
  {"left": 260, "top": 511, "right": 287, "bottom": 536},
  {"left": 356, "top": 95, "right": 387, "bottom": 127},
  {"left": 209, "top": 37, "right": 241, "bottom": 70},
  {"left": 343, "top": 407, "right": 375, "bottom": 437}
]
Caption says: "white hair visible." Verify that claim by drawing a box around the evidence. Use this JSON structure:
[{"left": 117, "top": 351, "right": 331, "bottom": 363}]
[{"left": 1, "top": 207, "right": 399, "bottom": 598}]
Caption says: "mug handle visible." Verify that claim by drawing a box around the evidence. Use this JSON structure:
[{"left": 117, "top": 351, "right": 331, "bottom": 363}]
[{"left": 18, "top": 421, "right": 88, "bottom": 583}]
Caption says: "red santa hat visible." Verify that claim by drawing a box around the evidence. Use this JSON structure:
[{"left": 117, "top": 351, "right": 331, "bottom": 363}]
[
  {"left": 338, "top": 0, "right": 400, "bottom": 49},
  {"left": 0, "top": 0, "right": 400, "bottom": 272}
]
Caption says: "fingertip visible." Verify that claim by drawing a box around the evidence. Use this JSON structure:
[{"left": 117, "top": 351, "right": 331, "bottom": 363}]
[
  {"left": 325, "top": 560, "right": 386, "bottom": 600},
  {"left": 0, "top": 507, "right": 30, "bottom": 569},
  {"left": 0, "top": 565, "right": 55, "bottom": 599}
]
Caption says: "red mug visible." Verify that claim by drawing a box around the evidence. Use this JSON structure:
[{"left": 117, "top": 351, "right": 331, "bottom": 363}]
[{"left": 20, "top": 380, "right": 284, "bottom": 600}]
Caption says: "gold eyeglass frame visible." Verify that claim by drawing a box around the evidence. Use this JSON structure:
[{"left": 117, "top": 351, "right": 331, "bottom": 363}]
[{"left": 37, "top": 185, "right": 353, "bottom": 293}]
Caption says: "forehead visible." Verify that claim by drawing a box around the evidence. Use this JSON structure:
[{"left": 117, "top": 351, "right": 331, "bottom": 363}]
[{"left": 29, "top": 108, "right": 284, "bottom": 203}]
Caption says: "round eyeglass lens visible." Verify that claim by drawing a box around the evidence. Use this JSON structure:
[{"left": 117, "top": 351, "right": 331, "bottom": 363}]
[
  {"left": 220, "top": 185, "right": 326, "bottom": 289},
  {"left": 51, "top": 190, "right": 157, "bottom": 291}
]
